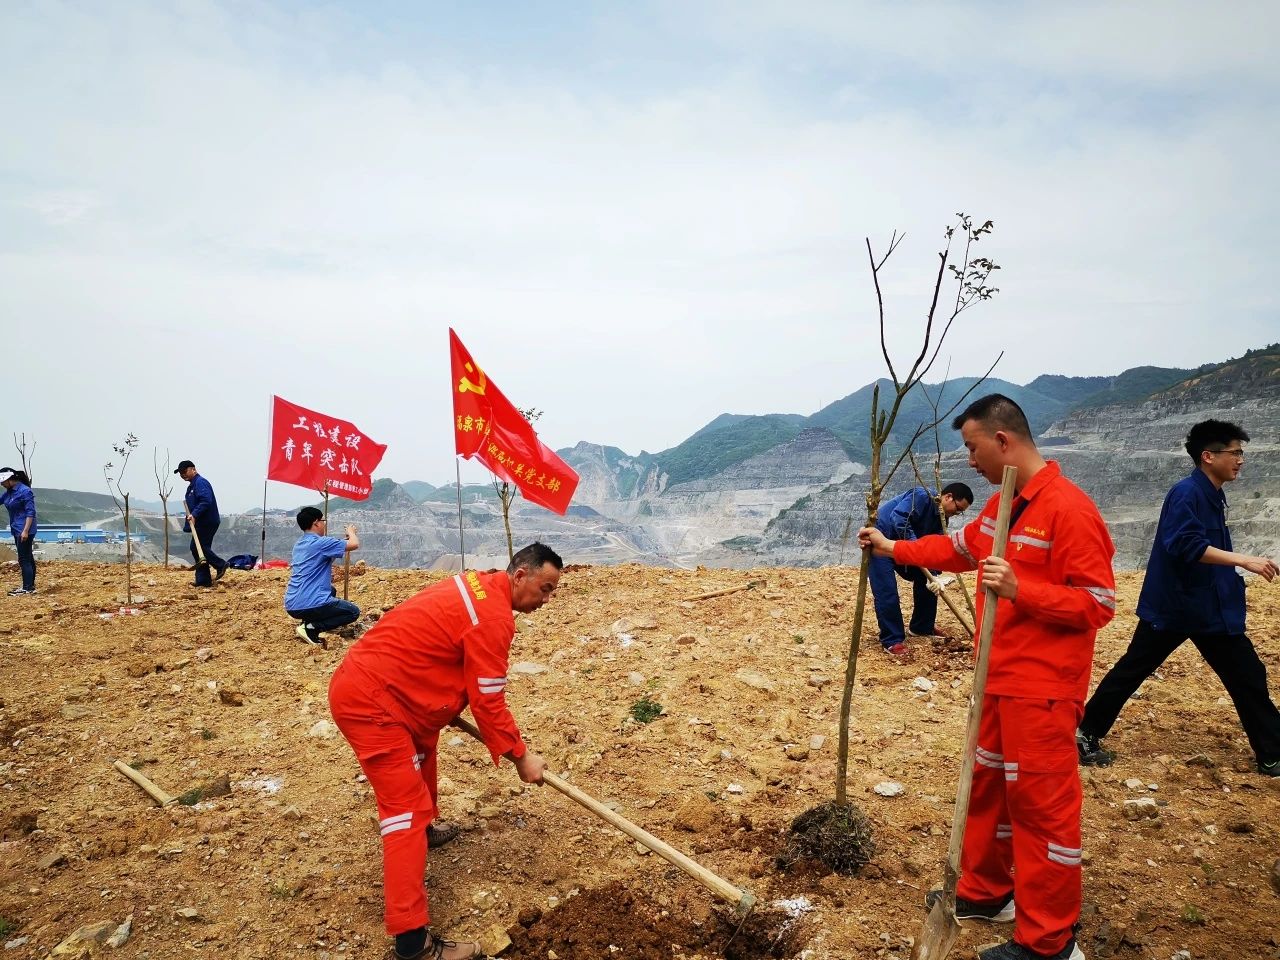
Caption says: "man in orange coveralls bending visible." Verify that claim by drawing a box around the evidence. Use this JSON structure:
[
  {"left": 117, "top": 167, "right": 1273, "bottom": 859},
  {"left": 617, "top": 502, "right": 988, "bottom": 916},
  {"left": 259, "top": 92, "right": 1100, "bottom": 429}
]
[
  {"left": 329, "top": 542, "right": 562, "bottom": 960},
  {"left": 861, "top": 394, "right": 1115, "bottom": 960}
]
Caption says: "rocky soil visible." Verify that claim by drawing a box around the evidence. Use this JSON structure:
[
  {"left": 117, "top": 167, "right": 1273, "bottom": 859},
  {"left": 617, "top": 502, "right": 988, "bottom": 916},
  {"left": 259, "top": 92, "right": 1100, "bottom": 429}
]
[{"left": 2, "top": 561, "right": 1279, "bottom": 959}]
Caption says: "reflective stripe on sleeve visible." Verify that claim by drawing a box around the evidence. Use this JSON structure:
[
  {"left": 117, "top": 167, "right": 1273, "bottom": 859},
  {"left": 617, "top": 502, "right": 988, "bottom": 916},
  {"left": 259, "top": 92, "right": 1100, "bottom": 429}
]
[{"left": 453, "top": 575, "right": 479, "bottom": 626}]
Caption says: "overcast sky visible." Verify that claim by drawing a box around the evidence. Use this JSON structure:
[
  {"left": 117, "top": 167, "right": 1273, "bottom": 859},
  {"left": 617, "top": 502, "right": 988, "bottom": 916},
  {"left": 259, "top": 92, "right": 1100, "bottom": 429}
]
[{"left": 4, "top": 1, "right": 1278, "bottom": 512}]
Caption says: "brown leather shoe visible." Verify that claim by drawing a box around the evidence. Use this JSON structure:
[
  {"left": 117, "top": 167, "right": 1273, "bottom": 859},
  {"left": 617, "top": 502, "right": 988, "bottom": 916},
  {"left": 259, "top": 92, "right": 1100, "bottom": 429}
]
[
  {"left": 426, "top": 821, "right": 461, "bottom": 848},
  {"left": 389, "top": 932, "right": 484, "bottom": 959}
]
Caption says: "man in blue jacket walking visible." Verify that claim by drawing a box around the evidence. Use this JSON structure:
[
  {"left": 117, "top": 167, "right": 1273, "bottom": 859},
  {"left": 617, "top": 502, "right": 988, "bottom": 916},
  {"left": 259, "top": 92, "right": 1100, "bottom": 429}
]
[
  {"left": 176, "top": 459, "right": 229, "bottom": 587},
  {"left": 1077, "top": 420, "right": 1280, "bottom": 776},
  {"left": 868, "top": 481, "right": 973, "bottom": 656}
]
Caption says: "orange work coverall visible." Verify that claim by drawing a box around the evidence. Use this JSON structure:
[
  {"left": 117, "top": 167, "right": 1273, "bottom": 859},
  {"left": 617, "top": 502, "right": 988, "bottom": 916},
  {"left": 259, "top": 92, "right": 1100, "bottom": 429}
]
[
  {"left": 328, "top": 570, "right": 525, "bottom": 935},
  {"left": 895, "top": 461, "right": 1115, "bottom": 956}
]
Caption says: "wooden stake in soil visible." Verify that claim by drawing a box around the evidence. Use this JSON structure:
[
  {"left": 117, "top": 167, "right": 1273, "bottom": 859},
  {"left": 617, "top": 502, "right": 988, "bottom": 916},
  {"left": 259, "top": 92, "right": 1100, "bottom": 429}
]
[
  {"left": 449, "top": 716, "right": 756, "bottom": 916},
  {"left": 113, "top": 760, "right": 177, "bottom": 807},
  {"left": 910, "top": 464, "right": 1017, "bottom": 960},
  {"left": 679, "top": 580, "right": 764, "bottom": 603},
  {"left": 920, "top": 568, "right": 975, "bottom": 638}
]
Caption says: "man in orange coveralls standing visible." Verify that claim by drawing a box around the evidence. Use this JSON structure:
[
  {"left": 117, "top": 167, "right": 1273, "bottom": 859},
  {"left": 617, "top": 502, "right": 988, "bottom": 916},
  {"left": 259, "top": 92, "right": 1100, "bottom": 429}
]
[
  {"left": 861, "top": 394, "right": 1115, "bottom": 960},
  {"left": 329, "top": 542, "right": 562, "bottom": 960}
]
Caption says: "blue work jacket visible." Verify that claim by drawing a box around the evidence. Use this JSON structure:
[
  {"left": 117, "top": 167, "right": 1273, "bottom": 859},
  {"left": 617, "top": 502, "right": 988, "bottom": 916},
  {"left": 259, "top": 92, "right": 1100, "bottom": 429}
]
[
  {"left": 875, "top": 486, "right": 943, "bottom": 542},
  {"left": 1136, "top": 468, "right": 1245, "bottom": 635},
  {"left": 0, "top": 481, "right": 37, "bottom": 538},
  {"left": 183, "top": 475, "right": 220, "bottom": 532}
]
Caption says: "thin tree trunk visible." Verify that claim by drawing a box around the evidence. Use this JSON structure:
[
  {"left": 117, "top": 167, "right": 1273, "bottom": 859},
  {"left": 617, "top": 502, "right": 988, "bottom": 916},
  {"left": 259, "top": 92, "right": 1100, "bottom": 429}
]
[
  {"left": 160, "top": 496, "right": 170, "bottom": 568},
  {"left": 835, "top": 549, "right": 872, "bottom": 807},
  {"left": 124, "top": 493, "right": 132, "bottom": 605},
  {"left": 502, "top": 492, "right": 514, "bottom": 562}
]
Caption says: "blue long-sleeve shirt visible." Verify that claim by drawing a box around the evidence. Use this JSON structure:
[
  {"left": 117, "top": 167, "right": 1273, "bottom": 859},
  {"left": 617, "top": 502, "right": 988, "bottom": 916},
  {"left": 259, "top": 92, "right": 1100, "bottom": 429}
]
[
  {"left": 183, "top": 475, "right": 220, "bottom": 532},
  {"left": 0, "top": 482, "right": 37, "bottom": 538},
  {"left": 1136, "top": 468, "right": 1245, "bottom": 635},
  {"left": 874, "top": 486, "right": 943, "bottom": 542}
]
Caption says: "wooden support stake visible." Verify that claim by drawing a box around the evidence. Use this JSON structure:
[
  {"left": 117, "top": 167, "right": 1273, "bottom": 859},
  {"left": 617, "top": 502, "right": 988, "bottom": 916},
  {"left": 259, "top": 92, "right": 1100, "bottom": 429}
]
[
  {"left": 113, "top": 760, "right": 177, "bottom": 807},
  {"left": 920, "top": 569, "right": 975, "bottom": 638},
  {"left": 679, "top": 580, "right": 764, "bottom": 603}
]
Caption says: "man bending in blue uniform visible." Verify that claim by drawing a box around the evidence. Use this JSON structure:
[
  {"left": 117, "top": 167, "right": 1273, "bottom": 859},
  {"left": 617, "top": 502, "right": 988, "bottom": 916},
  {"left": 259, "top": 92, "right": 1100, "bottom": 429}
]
[
  {"left": 284, "top": 506, "right": 361, "bottom": 645},
  {"left": 868, "top": 481, "right": 973, "bottom": 657},
  {"left": 1077, "top": 419, "right": 1280, "bottom": 776}
]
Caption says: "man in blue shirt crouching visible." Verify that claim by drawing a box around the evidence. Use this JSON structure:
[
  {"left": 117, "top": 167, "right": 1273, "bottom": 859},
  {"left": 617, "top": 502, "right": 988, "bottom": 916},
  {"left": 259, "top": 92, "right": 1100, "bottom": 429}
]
[
  {"left": 284, "top": 506, "right": 361, "bottom": 645},
  {"left": 1077, "top": 419, "right": 1280, "bottom": 777}
]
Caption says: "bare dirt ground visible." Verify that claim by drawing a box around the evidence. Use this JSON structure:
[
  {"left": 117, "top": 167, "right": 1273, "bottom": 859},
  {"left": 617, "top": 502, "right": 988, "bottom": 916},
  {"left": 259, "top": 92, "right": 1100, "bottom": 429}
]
[{"left": 1, "top": 561, "right": 1279, "bottom": 959}]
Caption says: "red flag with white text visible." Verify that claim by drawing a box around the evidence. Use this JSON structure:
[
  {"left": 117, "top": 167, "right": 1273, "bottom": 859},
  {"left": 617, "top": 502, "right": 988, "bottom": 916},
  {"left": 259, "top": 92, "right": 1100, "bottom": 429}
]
[
  {"left": 449, "top": 329, "right": 578, "bottom": 515},
  {"left": 267, "top": 396, "right": 388, "bottom": 500}
]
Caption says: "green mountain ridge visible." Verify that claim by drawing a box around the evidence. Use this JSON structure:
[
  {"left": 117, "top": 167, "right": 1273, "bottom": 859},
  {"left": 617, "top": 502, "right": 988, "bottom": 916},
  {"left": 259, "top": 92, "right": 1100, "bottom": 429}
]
[
  {"left": 558, "top": 344, "right": 1273, "bottom": 492},
  {"left": 28, "top": 345, "right": 1277, "bottom": 526}
]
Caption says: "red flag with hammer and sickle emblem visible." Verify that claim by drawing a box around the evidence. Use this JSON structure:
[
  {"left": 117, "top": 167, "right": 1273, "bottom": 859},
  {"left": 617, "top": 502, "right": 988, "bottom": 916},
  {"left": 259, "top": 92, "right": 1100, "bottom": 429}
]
[{"left": 449, "top": 328, "right": 579, "bottom": 515}]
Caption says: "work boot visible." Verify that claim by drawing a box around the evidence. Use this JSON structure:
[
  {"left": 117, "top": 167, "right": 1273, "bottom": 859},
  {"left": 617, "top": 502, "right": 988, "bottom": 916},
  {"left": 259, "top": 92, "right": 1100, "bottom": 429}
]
[
  {"left": 923, "top": 889, "right": 1015, "bottom": 923},
  {"left": 389, "top": 930, "right": 484, "bottom": 959},
  {"left": 427, "top": 821, "right": 461, "bottom": 848},
  {"left": 1076, "top": 729, "right": 1113, "bottom": 767},
  {"left": 977, "top": 938, "right": 1084, "bottom": 960}
]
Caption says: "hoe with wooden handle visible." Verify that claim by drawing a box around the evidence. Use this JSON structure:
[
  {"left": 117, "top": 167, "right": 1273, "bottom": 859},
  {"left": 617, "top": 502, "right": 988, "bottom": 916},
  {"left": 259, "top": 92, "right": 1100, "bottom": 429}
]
[
  {"left": 187, "top": 512, "right": 210, "bottom": 572},
  {"left": 910, "top": 464, "right": 1017, "bottom": 960},
  {"left": 450, "top": 716, "right": 756, "bottom": 917}
]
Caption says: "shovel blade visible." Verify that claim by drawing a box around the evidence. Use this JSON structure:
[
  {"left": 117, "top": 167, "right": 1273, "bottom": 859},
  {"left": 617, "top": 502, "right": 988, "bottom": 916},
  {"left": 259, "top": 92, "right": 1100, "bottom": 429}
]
[{"left": 909, "top": 899, "right": 961, "bottom": 960}]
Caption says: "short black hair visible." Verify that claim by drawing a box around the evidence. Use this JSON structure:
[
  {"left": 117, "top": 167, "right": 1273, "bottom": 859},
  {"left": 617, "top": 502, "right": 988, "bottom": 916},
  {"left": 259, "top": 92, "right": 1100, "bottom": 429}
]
[
  {"left": 951, "top": 393, "right": 1032, "bottom": 440},
  {"left": 297, "top": 506, "right": 324, "bottom": 530},
  {"left": 942, "top": 482, "right": 975, "bottom": 505},
  {"left": 1185, "top": 419, "right": 1249, "bottom": 464},
  {"left": 508, "top": 541, "right": 564, "bottom": 574}
]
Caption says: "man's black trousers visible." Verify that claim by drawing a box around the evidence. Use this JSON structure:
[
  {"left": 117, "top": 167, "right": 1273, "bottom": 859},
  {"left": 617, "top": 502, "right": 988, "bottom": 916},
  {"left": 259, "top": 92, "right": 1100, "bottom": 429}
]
[{"left": 1081, "top": 618, "right": 1280, "bottom": 765}]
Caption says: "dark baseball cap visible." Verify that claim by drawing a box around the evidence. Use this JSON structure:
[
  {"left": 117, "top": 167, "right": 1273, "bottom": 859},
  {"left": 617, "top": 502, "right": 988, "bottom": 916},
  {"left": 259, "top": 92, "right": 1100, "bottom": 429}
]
[{"left": 174, "top": 460, "right": 196, "bottom": 474}]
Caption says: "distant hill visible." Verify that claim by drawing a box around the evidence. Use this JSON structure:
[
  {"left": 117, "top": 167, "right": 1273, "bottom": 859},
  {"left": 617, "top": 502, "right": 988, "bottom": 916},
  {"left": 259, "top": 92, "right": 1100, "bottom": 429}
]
[
  {"left": 652, "top": 414, "right": 818, "bottom": 487},
  {"left": 27, "top": 488, "right": 166, "bottom": 525},
  {"left": 29, "top": 345, "right": 1277, "bottom": 530}
]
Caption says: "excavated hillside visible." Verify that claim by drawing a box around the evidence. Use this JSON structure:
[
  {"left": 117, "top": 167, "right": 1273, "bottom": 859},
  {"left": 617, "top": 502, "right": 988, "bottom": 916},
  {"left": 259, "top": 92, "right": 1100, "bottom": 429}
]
[{"left": 2, "top": 562, "right": 1279, "bottom": 959}]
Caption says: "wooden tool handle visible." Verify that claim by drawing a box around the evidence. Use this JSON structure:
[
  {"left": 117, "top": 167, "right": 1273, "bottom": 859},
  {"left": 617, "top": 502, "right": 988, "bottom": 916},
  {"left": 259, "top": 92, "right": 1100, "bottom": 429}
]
[
  {"left": 113, "top": 760, "right": 176, "bottom": 807},
  {"left": 450, "top": 717, "right": 755, "bottom": 915},
  {"left": 943, "top": 464, "right": 1018, "bottom": 880},
  {"left": 188, "top": 521, "right": 208, "bottom": 564},
  {"left": 680, "top": 580, "right": 762, "bottom": 602}
]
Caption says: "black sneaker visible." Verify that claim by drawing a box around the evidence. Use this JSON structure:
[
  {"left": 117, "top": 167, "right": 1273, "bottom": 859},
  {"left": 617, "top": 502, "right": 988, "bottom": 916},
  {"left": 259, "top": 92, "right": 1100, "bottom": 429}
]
[
  {"left": 923, "top": 889, "right": 1015, "bottom": 923},
  {"left": 215, "top": 564, "right": 228, "bottom": 581},
  {"left": 1258, "top": 758, "right": 1280, "bottom": 778},
  {"left": 295, "top": 623, "right": 322, "bottom": 645},
  {"left": 7, "top": 587, "right": 35, "bottom": 596},
  {"left": 978, "top": 938, "right": 1083, "bottom": 960},
  {"left": 1076, "top": 729, "right": 1113, "bottom": 767}
]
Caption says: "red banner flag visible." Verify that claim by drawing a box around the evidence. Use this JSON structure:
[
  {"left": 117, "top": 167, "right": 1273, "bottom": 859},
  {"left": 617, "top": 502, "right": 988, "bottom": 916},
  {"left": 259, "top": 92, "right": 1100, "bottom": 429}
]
[
  {"left": 267, "top": 396, "right": 388, "bottom": 501},
  {"left": 449, "top": 329, "right": 579, "bottom": 515}
]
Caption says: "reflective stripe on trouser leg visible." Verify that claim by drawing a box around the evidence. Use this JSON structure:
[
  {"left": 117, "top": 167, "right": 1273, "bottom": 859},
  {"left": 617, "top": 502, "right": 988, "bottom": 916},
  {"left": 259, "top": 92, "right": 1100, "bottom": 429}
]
[
  {"left": 957, "top": 696, "right": 1014, "bottom": 905},
  {"left": 1003, "top": 697, "right": 1083, "bottom": 958},
  {"left": 328, "top": 670, "right": 438, "bottom": 935}
]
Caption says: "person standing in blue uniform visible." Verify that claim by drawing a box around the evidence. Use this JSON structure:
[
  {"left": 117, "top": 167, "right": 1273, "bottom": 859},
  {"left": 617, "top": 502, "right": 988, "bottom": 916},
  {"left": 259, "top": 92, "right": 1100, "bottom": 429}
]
[
  {"left": 0, "top": 468, "right": 38, "bottom": 595},
  {"left": 284, "top": 506, "right": 361, "bottom": 645},
  {"left": 176, "top": 459, "right": 228, "bottom": 587},
  {"left": 1077, "top": 420, "right": 1280, "bottom": 776},
  {"left": 868, "top": 481, "right": 973, "bottom": 656}
]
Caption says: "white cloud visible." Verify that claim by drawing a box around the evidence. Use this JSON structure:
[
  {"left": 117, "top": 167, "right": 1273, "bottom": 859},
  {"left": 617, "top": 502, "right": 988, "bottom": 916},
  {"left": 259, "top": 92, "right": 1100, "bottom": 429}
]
[{"left": 2, "top": 1, "right": 1276, "bottom": 510}]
